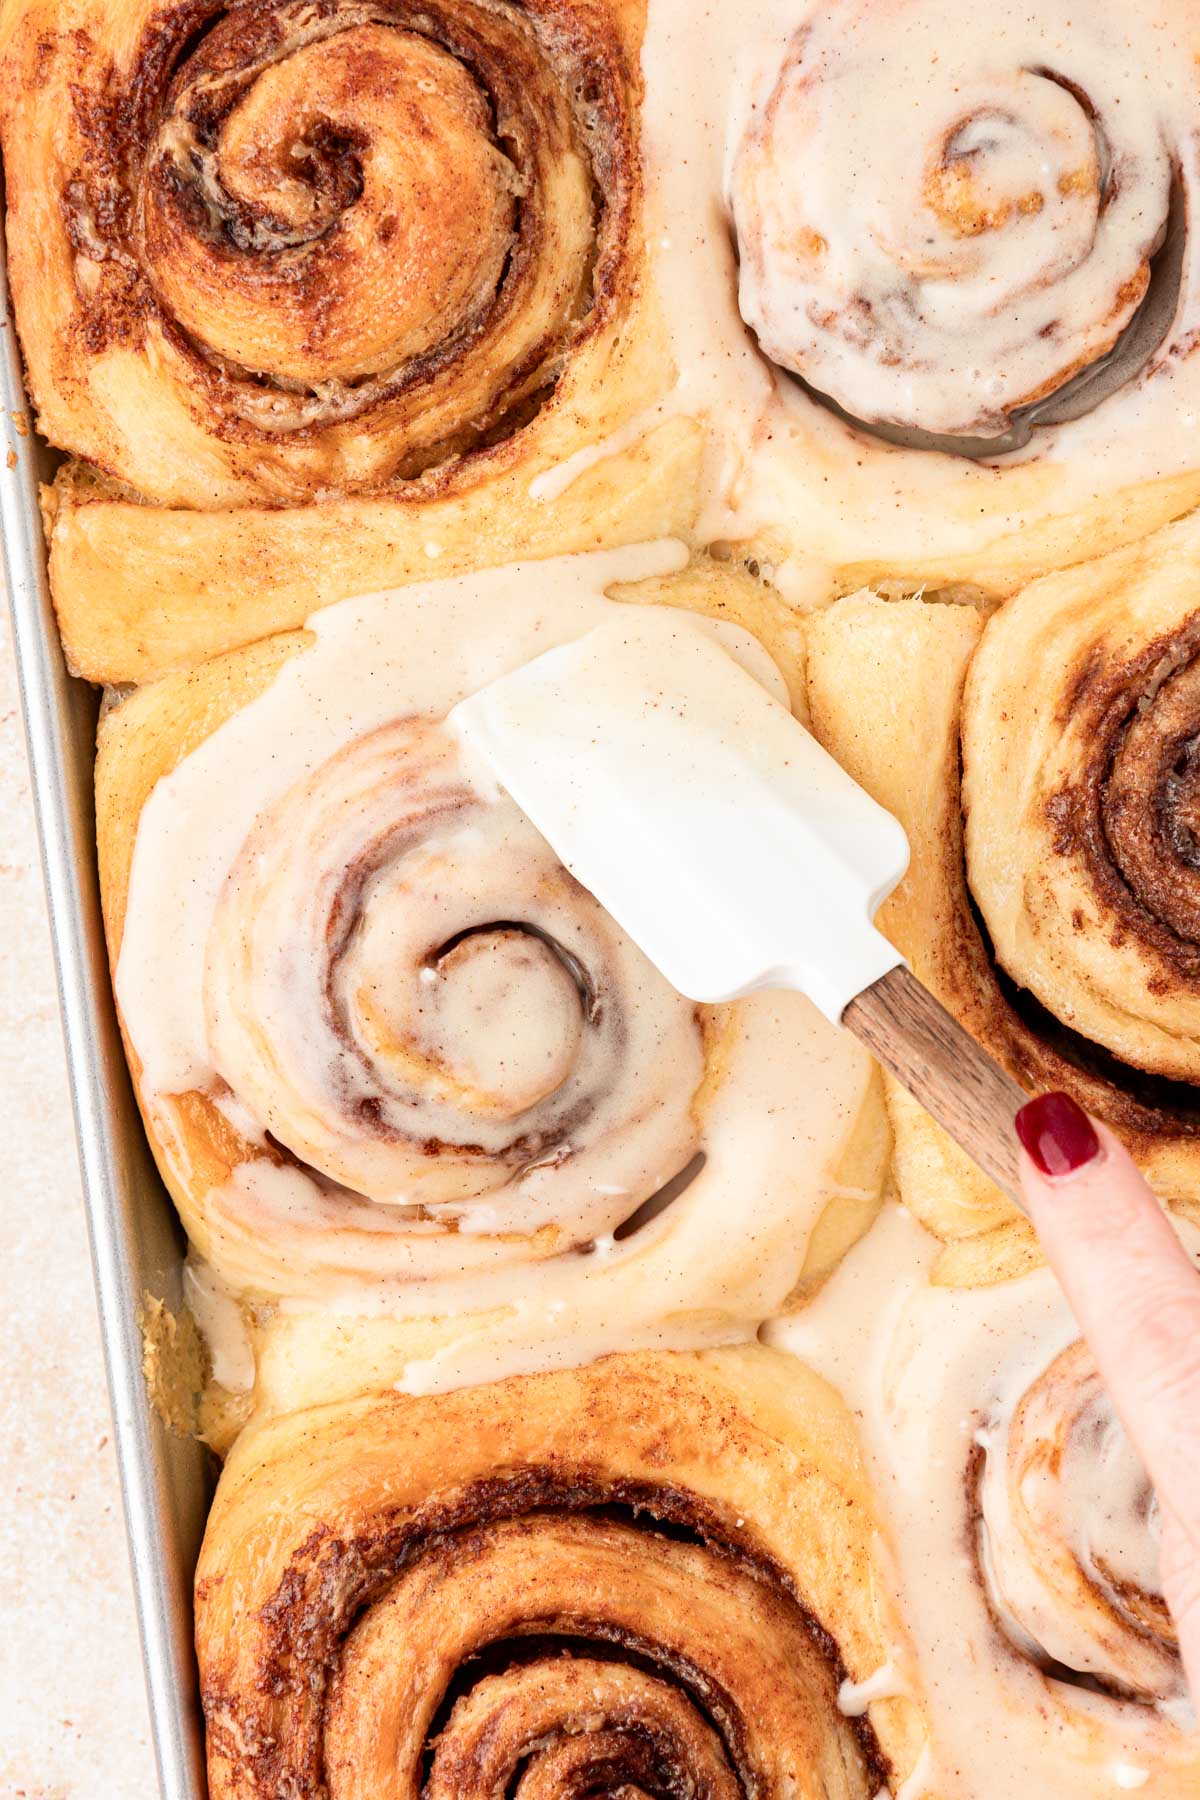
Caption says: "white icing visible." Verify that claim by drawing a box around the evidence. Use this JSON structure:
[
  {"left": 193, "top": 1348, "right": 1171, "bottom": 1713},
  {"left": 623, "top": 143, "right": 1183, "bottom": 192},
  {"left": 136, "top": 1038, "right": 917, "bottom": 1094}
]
[
  {"left": 616, "top": 0, "right": 1200, "bottom": 585},
  {"left": 730, "top": 8, "right": 1167, "bottom": 437},
  {"left": 767, "top": 1207, "right": 1200, "bottom": 1799},
  {"left": 838, "top": 1663, "right": 904, "bottom": 1718},
  {"left": 116, "top": 542, "right": 883, "bottom": 1391},
  {"left": 120, "top": 541, "right": 682, "bottom": 1095},
  {"left": 182, "top": 1258, "right": 254, "bottom": 1394},
  {"left": 527, "top": 405, "right": 671, "bottom": 502}
]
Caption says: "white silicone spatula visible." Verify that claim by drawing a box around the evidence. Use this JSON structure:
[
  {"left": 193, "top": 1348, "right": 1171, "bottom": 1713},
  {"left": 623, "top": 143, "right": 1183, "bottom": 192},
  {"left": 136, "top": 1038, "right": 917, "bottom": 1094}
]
[{"left": 451, "top": 607, "right": 1027, "bottom": 1207}]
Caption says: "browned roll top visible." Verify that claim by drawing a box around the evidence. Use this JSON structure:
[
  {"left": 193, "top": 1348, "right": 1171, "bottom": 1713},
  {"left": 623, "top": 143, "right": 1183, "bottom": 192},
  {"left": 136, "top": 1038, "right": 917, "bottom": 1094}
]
[
  {"left": 804, "top": 555, "right": 1200, "bottom": 1267},
  {"left": 964, "top": 584, "right": 1200, "bottom": 1146},
  {"left": 58, "top": 0, "right": 634, "bottom": 496},
  {"left": 423, "top": 1654, "right": 741, "bottom": 1800},
  {"left": 1048, "top": 618, "right": 1200, "bottom": 974},
  {"left": 195, "top": 1355, "right": 918, "bottom": 1799},
  {"left": 214, "top": 1492, "right": 876, "bottom": 1799}
]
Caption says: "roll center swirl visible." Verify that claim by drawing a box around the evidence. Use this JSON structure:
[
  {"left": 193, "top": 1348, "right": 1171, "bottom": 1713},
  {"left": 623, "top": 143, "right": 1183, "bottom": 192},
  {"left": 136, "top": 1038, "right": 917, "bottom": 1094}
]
[
  {"left": 313, "top": 1512, "right": 881, "bottom": 1799},
  {"left": 729, "top": 1, "right": 1177, "bottom": 448},
  {"left": 46, "top": 0, "right": 631, "bottom": 496},
  {"left": 923, "top": 84, "right": 1100, "bottom": 250},
  {"left": 1103, "top": 652, "right": 1200, "bottom": 947},
  {"left": 353, "top": 924, "right": 589, "bottom": 1119},
  {"left": 977, "top": 1340, "right": 1181, "bottom": 1701},
  {"left": 195, "top": 1360, "right": 904, "bottom": 1800},
  {"left": 144, "top": 21, "right": 521, "bottom": 386},
  {"left": 203, "top": 716, "right": 703, "bottom": 1215}
]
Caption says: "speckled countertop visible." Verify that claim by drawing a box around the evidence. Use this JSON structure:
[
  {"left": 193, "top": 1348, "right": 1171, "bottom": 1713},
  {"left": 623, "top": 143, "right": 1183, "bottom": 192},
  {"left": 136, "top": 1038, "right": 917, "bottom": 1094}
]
[{"left": 0, "top": 601, "right": 157, "bottom": 1799}]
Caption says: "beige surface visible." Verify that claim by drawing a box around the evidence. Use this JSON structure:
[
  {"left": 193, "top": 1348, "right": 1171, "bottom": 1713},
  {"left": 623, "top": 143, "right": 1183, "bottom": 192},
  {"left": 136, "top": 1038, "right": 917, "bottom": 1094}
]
[{"left": 0, "top": 602, "right": 156, "bottom": 1797}]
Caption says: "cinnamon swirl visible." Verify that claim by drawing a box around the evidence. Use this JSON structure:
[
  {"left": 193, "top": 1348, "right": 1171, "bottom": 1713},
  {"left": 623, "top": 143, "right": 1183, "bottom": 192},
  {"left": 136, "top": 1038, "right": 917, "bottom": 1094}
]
[
  {"left": 805, "top": 519, "right": 1200, "bottom": 1282},
  {"left": 0, "top": 0, "right": 696, "bottom": 680},
  {"left": 771, "top": 1204, "right": 1200, "bottom": 1799},
  {"left": 100, "top": 542, "right": 888, "bottom": 1408},
  {"left": 194, "top": 1348, "right": 927, "bottom": 1799},
  {"left": 634, "top": 0, "right": 1200, "bottom": 603}
]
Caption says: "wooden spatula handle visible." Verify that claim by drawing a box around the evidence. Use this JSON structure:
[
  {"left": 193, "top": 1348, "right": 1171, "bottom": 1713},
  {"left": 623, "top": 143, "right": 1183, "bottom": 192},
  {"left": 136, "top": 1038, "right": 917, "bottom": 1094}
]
[{"left": 842, "top": 965, "right": 1029, "bottom": 1210}]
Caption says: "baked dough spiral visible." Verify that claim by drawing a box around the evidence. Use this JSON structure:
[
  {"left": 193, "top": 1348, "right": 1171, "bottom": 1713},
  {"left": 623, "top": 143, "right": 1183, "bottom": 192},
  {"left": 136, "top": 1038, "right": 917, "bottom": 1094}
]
[
  {"left": 771, "top": 1205, "right": 1200, "bottom": 1800},
  {"left": 731, "top": 2, "right": 1172, "bottom": 446},
  {"left": 805, "top": 514, "right": 1200, "bottom": 1282},
  {"left": 0, "top": 0, "right": 697, "bottom": 680},
  {"left": 194, "top": 1349, "right": 927, "bottom": 1799},
  {"left": 100, "top": 544, "right": 888, "bottom": 1402},
  {"left": 638, "top": 0, "right": 1200, "bottom": 600},
  {"left": 5, "top": 0, "right": 630, "bottom": 504},
  {"left": 204, "top": 715, "right": 699, "bottom": 1230},
  {"left": 978, "top": 1339, "right": 1181, "bottom": 1704}
]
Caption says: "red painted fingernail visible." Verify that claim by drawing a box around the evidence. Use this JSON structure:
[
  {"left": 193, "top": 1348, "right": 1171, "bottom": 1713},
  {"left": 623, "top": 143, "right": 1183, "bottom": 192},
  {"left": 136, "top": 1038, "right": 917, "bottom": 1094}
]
[{"left": 1015, "top": 1092, "right": 1100, "bottom": 1178}]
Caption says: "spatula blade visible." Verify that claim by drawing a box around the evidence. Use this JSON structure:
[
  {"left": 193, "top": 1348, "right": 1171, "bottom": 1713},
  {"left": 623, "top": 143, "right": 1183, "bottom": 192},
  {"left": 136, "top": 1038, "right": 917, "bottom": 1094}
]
[{"left": 450, "top": 609, "right": 908, "bottom": 1021}]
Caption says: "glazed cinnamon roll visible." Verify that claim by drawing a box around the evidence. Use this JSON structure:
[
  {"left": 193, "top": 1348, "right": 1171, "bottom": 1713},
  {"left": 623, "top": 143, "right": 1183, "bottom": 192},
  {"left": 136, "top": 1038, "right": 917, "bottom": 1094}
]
[
  {"left": 771, "top": 1204, "right": 1200, "bottom": 1799},
  {"left": 637, "top": 0, "right": 1200, "bottom": 602},
  {"left": 0, "top": 0, "right": 695, "bottom": 680},
  {"left": 100, "top": 543, "right": 888, "bottom": 1406},
  {"left": 978, "top": 1339, "right": 1182, "bottom": 1705},
  {"left": 194, "top": 1348, "right": 927, "bottom": 1799},
  {"left": 805, "top": 515, "right": 1200, "bottom": 1282}
]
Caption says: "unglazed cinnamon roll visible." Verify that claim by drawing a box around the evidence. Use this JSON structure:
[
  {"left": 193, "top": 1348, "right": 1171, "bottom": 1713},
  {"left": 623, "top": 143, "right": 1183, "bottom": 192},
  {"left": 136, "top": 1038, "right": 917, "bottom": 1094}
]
[
  {"left": 194, "top": 1348, "right": 928, "bottom": 1799},
  {"left": 771, "top": 1204, "right": 1200, "bottom": 1800},
  {"left": 635, "top": 0, "right": 1200, "bottom": 602},
  {"left": 805, "top": 518, "right": 1200, "bottom": 1282},
  {"left": 0, "top": 0, "right": 697, "bottom": 680},
  {"left": 99, "top": 542, "right": 888, "bottom": 1407}
]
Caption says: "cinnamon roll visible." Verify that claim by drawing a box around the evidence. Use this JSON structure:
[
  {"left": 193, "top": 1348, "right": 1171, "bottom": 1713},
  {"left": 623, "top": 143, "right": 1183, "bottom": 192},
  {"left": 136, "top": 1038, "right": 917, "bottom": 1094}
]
[
  {"left": 978, "top": 1339, "right": 1181, "bottom": 1705},
  {"left": 805, "top": 520, "right": 1200, "bottom": 1282},
  {"left": 100, "top": 542, "right": 888, "bottom": 1406},
  {"left": 0, "top": 0, "right": 695, "bottom": 681},
  {"left": 634, "top": 0, "right": 1200, "bottom": 602},
  {"left": 771, "top": 1205, "right": 1200, "bottom": 1799},
  {"left": 194, "top": 1348, "right": 927, "bottom": 1799}
]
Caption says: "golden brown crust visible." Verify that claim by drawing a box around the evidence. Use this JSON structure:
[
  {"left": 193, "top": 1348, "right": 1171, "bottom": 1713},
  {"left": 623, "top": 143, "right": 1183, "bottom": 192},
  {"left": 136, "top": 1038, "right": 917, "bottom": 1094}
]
[
  {"left": 194, "top": 1347, "right": 927, "bottom": 1798},
  {"left": 827, "top": 471, "right": 1200, "bottom": 609},
  {"left": 1, "top": 0, "right": 643, "bottom": 503},
  {"left": 806, "top": 534, "right": 1200, "bottom": 1282},
  {"left": 46, "top": 419, "right": 701, "bottom": 682},
  {"left": 0, "top": 0, "right": 690, "bottom": 679}
]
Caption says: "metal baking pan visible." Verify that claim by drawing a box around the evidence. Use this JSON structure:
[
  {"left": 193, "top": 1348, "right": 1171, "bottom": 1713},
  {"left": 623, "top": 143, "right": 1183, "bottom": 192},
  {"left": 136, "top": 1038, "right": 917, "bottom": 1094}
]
[{"left": 0, "top": 208, "right": 209, "bottom": 1795}]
